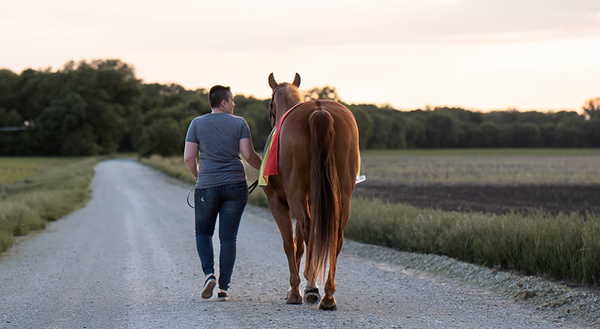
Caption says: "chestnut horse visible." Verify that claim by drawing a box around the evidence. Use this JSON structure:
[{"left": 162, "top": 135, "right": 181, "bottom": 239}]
[{"left": 263, "top": 73, "right": 360, "bottom": 310}]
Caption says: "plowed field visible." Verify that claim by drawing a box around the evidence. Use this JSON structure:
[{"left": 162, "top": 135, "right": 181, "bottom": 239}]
[{"left": 354, "top": 182, "right": 600, "bottom": 216}]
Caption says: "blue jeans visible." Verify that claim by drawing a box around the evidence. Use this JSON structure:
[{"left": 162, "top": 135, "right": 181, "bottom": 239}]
[{"left": 194, "top": 181, "right": 248, "bottom": 291}]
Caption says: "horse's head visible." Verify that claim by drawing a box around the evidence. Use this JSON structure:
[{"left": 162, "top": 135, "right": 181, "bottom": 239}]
[{"left": 268, "top": 73, "right": 302, "bottom": 128}]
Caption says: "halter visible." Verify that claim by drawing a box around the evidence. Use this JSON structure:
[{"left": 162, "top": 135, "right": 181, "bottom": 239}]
[{"left": 268, "top": 86, "right": 279, "bottom": 128}]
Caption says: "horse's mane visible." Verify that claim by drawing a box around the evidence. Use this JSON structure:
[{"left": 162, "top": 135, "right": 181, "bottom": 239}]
[{"left": 275, "top": 83, "right": 303, "bottom": 112}]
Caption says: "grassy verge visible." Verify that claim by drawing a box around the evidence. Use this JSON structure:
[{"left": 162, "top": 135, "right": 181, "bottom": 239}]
[
  {"left": 140, "top": 155, "right": 196, "bottom": 185},
  {"left": 0, "top": 157, "right": 98, "bottom": 252},
  {"left": 0, "top": 157, "right": 78, "bottom": 184},
  {"left": 345, "top": 197, "right": 600, "bottom": 284}
]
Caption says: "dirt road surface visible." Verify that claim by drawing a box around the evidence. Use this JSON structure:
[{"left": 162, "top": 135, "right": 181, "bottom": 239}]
[{"left": 0, "top": 160, "right": 592, "bottom": 328}]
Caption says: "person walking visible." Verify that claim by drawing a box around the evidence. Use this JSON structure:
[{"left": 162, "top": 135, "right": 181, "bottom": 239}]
[{"left": 184, "top": 85, "right": 262, "bottom": 301}]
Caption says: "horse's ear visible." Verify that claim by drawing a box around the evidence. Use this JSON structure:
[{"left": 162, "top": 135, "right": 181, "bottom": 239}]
[
  {"left": 268, "top": 73, "right": 278, "bottom": 90},
  {"left": 292, "top": 73, "right": 301, "bottom": 88}
]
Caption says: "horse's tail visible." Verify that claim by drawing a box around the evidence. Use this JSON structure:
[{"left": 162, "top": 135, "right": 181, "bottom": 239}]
[{"left": 308, "top": 106, "right": 340, "bottom": 282}]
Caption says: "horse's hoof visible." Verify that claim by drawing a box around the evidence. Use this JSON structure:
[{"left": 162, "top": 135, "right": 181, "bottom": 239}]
[
  {"left": 285, "top": 288, "right": 303, "bottom": 304},
  {"left": 318, "top": 302, "right": 337, "bottom": 311},
  {"left": 285, "top": 296, "right": 303, "bottom": 304},
  {"left": 318, "top": 296, "right": 337, "bottom": 310},
  {"left": 303, "top": 288, "right": 320, "bottom": 305}
]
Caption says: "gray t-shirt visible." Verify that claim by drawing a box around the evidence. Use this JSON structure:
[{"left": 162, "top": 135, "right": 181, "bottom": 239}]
[{"left": 185, "top": 113, "right": 251, "bottom": 189}]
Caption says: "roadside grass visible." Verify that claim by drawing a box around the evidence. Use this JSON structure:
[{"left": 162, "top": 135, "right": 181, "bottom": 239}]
[
  {"left": 139, "top": 151, "right": 600, "bottom": 284},
  {"left": 345, "top": 197, "right": 600, "bottom": 284},
  {"left": 140, "top": 155, "right": 196, "bottom": 185},
  {"left": 0, "top": 157, "right": 98, "bottom": 252},
  {"left": 0, "top": 157, "right": 76, "bottom": 184}
]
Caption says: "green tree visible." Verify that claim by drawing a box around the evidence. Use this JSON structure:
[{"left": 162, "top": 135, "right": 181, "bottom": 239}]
[
  {"left": 425, "top": 112, "right": 460, "bottom": 148},
  {"left": 539, "top": 122, "right": 556, "bottom": 147},
  {"left": 498, "top": 123, "right": 542, "bottom": 147},
  {"left": 0, "top": 59, "right": 144, "bottom": 156},
  {"left": 135, "top": 97, "right": 210, "bottom": 157},
  {"left": 360, "top": 106, "right": 405, "bottom": 149},
  {"left": 233, "top": 95, "right": 271, "bottom": 150},
  {"left": 554, "top": 116, "right": 587, "bottom": 147},
  {"left": 347, "top": 105, "right": 374, "bottom": 150},
  {"left": 478, "top": 121, "right": 500, "bottom": 147},
  {"left": 35, "top": 93, "right": 94, "bottom": 155},
  {"left": 61, "top": 124, "right": 100, "bottom": 155},
  {"left": 303, "top": 86, "right": 340, "bottom": 102},
  {"left": 78, "top": 60, "right": 142, "bottom": 153},
  {"left": 0, "top": 108, "right": 22, "bottom": 127},
  {"left": 139, "top": 118, "right": 183, "bottom": 156},
  {"left": 0, "top": 69, "right": 19, "bottom": 111},
  {"left": 583, "top": 97, "right": 600, "bottom": 120},
  {"left": 404, "top": 117, "right": 427, "bottom": 148},
  {"left": 584, "top": 119, "right": 600, "bottom": 147},
  {"left": 0, "top": 108, "right": 24, "bottom": 154}
]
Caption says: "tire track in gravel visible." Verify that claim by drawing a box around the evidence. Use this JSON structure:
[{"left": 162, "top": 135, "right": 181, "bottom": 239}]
[{"left": 0, "top": 159, "right": 592, "bottom": 328}]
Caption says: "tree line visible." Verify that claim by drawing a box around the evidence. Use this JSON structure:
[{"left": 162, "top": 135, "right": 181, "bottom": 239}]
[{"left": 1, "top": 59, "right": 599, "bottom": 156}]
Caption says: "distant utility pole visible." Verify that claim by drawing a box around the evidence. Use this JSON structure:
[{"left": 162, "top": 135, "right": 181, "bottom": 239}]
[{"left": 0, "top": 120, "right": 34, "bottom": 132}]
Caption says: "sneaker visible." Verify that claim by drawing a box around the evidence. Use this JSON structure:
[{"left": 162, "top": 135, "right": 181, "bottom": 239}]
[
  {"left": 217, "top": 291, "right": 230, "bottom": 301},
  {"left": 201, "top": 274, "right": 216, "bottom": 299}
]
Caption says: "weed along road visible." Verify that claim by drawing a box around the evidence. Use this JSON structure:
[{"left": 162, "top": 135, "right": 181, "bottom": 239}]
[{"left": 0, "top": 159, "right": 591, "bottom": 328}]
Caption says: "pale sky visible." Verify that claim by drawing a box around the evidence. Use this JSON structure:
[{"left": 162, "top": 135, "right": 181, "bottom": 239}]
[{"left": 2, "top": 0, "right": 600, "bottom": 112}]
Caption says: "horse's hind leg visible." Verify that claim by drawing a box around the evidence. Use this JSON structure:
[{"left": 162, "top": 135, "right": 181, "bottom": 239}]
[
  {"left": 299, "top": 228, "right": 320, "bottom": 305},
  {"left": 293, "top": 220, "right": 320, "bottom": 304},
  {"left": 319, "top": 207, "right": 349, "bottom": 310},
  {"left": 302, "top": 230, "right": 320, "bottom": 305},
  {"left": 319, "top": 252, "right": 338, "bottom": 310},
  {"left": 304, "top": 282, "right": 320, "bottom": 305},
  {"left": 289, "top": 196, "right": 321, "bottom": 305}
]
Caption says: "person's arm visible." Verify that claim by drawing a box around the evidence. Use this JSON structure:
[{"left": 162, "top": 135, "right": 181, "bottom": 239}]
[
  {"left": 239, "top": 138, "right": 262, "bottom": 171},
  {"left": 183, "top": 142, "right": 199, "bottom": 181}
]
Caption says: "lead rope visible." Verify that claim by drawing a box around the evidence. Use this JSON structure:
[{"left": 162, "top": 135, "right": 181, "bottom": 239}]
[
  {"left": 186, "top": 179, "right": 259, "bottom": 209},
  {"left": 248, "top": 179, "right": 258, "bottom": 194},
  {"left": 186, "top": 185, "right": 195, "bottom": 208}
]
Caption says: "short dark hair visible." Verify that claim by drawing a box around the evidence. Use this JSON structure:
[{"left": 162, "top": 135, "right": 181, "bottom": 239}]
[{"left": 209, "top": 85, "right": 232, "bottom": 108}]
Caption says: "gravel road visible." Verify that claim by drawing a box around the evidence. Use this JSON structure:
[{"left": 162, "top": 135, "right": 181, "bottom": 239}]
[{"left": 0, "top": 159, "right": 594, "bottom": 328}]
